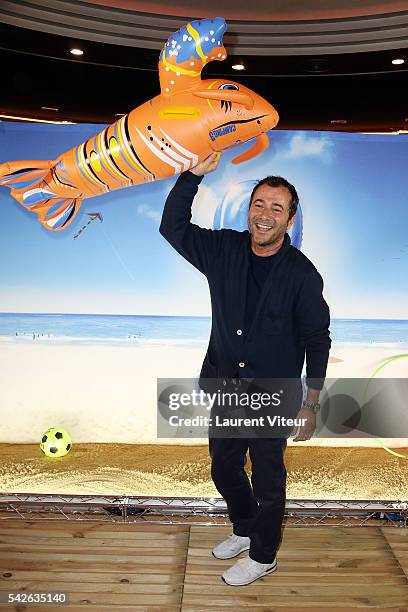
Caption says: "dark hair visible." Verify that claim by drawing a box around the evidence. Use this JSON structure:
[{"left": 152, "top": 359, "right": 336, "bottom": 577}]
[{"left": 249, "top": 176, "right": 299, "bottom": 221}]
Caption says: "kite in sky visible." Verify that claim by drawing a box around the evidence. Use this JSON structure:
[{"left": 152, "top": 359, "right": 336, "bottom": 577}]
[{"left": 73, "top": 212, "right": 103, "bottom": 239}]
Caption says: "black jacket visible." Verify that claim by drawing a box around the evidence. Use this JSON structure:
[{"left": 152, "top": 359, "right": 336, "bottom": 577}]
[{"left": 159, "top": 170, "right": 332, "bottom": 392}]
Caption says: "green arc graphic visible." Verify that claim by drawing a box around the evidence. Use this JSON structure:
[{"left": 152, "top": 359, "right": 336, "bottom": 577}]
[{"left": 363, "top": 353, "right": 408, "bottom": 459}]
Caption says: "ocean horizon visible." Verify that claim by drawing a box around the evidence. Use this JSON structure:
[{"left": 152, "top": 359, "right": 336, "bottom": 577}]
[{"left": 0, "top": 312, "right": 407, "bottom": 348}]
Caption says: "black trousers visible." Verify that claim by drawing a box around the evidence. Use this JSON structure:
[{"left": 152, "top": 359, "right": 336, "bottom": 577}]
[{"left": 208, "top": 435, "right": 288, "bottom": 564}]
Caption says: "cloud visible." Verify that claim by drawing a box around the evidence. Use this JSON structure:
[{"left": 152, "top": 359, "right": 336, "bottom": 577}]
[
  {"left": 283, "top": 134, "right": 333, "bottom": 163},
  {"left": 136, "top": 203, "right": 161, "bottom": 222},
  {"left": 191, "top": 184, "right": 219, "bottom": 229}
]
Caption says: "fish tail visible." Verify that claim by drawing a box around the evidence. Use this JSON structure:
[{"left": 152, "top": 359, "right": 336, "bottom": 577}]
[
  {"left": 0, "top": 159, "right": 82, "bottom": 231},
  {"left": 1, "top": 159, "right": 56, "bottom": 205},
  {"left": 26, "top": 197, "right": 83, "bottom": 231},
  {"left": 158, "top": 17, "right": 227, "bottom": 92}
]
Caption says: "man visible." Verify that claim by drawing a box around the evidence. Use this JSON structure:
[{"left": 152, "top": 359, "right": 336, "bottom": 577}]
[{"left": 159, "top": 152, "right": 331, "bottom": 586}]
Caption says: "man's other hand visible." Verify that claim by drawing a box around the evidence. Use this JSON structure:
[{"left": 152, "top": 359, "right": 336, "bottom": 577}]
[
  {"left": 190, "top": 152, "right": 221, "bottom": 176},
  {"left": 290, "top": 406, "right": 317, "bottom": 442}
]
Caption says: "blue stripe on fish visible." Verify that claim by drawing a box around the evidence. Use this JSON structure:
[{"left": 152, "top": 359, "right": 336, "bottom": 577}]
[
  {"left": 1, "top": 179, "right": 39, "bottom": 189},
  {"left": 43, "top": 200, "right": 68, "bottom": 219},
  {"left": 56, "top": 160, "right": 71, "bottom": 180},
  {"left": 22, "top": 188, "right": 59, "bottom": 206},
  {"left": 0, "top": 168, "right": 40, "bottom": 187},
  {"left": 47, "top": 201, "right": 75, "bottom": 229}
]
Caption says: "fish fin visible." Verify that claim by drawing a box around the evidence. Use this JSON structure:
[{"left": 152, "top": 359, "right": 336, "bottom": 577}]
[
  {"left": 194, "top": 89, "right": 254, "bottom": 110},
  {"left": 0, "top": 168, "right": 52, "bottom": 188},
  {"left": 0, "top": 160, "right": 54, "bottom": 186},
  {"left": 35, "top": 198, "right": 83, "bottom": 231},
  {"left": 9, "top": 185, "right": 82, "bottom": 231},
  {"left": 231, "top": 132, "right": 270, "bottom": 164}
]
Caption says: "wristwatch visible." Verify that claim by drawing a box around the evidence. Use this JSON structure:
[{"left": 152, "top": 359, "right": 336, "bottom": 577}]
[{"left": 302, "top": 400, "right": 320, "bottom": 414}]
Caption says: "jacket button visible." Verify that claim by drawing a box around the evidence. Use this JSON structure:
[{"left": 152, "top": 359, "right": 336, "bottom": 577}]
[
  {"left": 236, "top": 329, "right": 242, "bottom": 335},
  {"left": 239, "top": 362, "right": 245, "bottom": 368}
]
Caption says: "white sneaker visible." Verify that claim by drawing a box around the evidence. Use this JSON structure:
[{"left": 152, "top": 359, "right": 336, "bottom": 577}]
[
  {"left": 222, "top": 555, "right": 277, "bottom": 586},
  {"left": 212, "top": 533, "right": 250, "bottom": 560}
]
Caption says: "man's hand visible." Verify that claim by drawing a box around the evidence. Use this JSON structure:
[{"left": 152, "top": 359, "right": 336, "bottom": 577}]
[
  {"left": 190, "top": 152, "right": 221, "bottom": 176},
  {"left": 290, "top": 406, "right": 317, "bottom": 442}
]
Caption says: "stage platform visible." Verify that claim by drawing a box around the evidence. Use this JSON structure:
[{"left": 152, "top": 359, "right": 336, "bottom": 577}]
[
  {"left": 1, "top": 443, "right": 407, "bottom": 608},
  {"left": 0, "top": 520, "right": 407, "bottom": 610}
]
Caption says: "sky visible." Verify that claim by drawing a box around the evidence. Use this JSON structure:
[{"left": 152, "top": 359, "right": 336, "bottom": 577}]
[{"left": 0, "top": 121, "right": 407, "bottom": 319}]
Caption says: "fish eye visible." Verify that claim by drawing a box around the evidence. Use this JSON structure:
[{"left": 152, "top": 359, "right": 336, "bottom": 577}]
[{"left": 219, "top": 83, "right": 239, "bottom": 90}]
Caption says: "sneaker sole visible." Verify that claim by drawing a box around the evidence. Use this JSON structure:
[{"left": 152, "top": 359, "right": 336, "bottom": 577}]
[
  {"left": 221, "top": 561, "right": 277, "bottom": 586},
  {"left": 211, "top": 544, "right": 250, "bottom": 560}
]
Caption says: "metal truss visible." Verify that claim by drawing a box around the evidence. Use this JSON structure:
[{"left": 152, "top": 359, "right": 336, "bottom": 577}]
[{"left": 0, "top": 493, "right": 407, "bottom": 527}]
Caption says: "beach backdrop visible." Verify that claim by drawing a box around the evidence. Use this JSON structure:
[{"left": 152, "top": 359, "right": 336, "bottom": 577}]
[{"left": 0, "top": 121, "right": 407, "bottom": 447}]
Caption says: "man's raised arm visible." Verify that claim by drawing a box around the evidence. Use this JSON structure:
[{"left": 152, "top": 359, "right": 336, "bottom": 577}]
[{"left": 159, "top": 153, "right": 221, "bottom": 276}]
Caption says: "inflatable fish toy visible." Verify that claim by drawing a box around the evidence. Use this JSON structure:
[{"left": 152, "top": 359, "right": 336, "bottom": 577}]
[{"left": 0, "top": 17, "right": 280, "bottom": 231}]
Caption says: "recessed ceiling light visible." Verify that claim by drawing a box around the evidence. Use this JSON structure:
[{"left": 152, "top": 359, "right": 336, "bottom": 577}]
[
  {"left": 70, "top": 48, "right": 83, "bottom": 56},
  {"left": 302, "top": 58, "right": 330, "bottom": 74},
  {"left": 392, "top": 58, "right": 404, "bottom": 65},
  {"left": 41, "top": 106, "right": 59, "bottom": 111},
  {"left": 232, "top": 64, "right": 245, "bottom": 71}
]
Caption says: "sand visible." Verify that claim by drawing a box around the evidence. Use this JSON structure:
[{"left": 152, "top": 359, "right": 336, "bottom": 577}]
[
  {"left": 0, "top": 443, "right": 407, "bottom": 499},
  {"left": 0, "top": 338, "right": 407, "bottom": 447}
]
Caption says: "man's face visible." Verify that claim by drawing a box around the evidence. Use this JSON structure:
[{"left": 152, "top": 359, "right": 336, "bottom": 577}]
[{"left": 248, "top": 184, "right": 295, "bottom": 247}]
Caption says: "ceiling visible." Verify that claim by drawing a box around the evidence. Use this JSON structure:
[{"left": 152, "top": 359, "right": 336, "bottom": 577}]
[
  {"left": 1, "top": 0, "right": 408, "bottom": 54},
  {"left": 83, "top": 0, "right": 408, "bottom": 19},
  {"left": 0, "top": 1, "right": 407, "bottom": 131}
]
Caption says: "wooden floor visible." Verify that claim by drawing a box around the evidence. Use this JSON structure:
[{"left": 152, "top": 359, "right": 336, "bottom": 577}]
[{"left": 0, "top": 521, "right": 407, "bottom": 610}]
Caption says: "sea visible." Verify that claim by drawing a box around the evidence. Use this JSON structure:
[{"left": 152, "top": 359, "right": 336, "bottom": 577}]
[{"left": 0, "top": 312, "right": 408, "bottom": 348}]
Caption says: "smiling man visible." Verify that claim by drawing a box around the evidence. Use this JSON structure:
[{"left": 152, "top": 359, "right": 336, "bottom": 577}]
[{"left": 159, "top": 152, "right": 331, "bottom": 586}]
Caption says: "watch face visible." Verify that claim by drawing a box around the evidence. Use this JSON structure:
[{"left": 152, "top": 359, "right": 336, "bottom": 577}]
[{"left": 304, "top": 402, "right": 319, "bottom": 412}]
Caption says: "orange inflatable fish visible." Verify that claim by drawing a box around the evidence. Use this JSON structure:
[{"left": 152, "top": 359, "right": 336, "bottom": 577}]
[{"left": 0, "top": 17, "right": 279, "bottom": 231}]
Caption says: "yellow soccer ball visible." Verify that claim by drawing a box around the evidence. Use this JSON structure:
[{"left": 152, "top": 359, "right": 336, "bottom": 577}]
[{"left": 40, "top": 427, "right": 72, "bottom": 458}]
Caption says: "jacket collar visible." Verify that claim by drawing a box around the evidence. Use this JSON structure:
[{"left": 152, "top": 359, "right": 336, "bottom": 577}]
[{"left": 245, "top": 230, "right": 291, "bottom": 262}]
